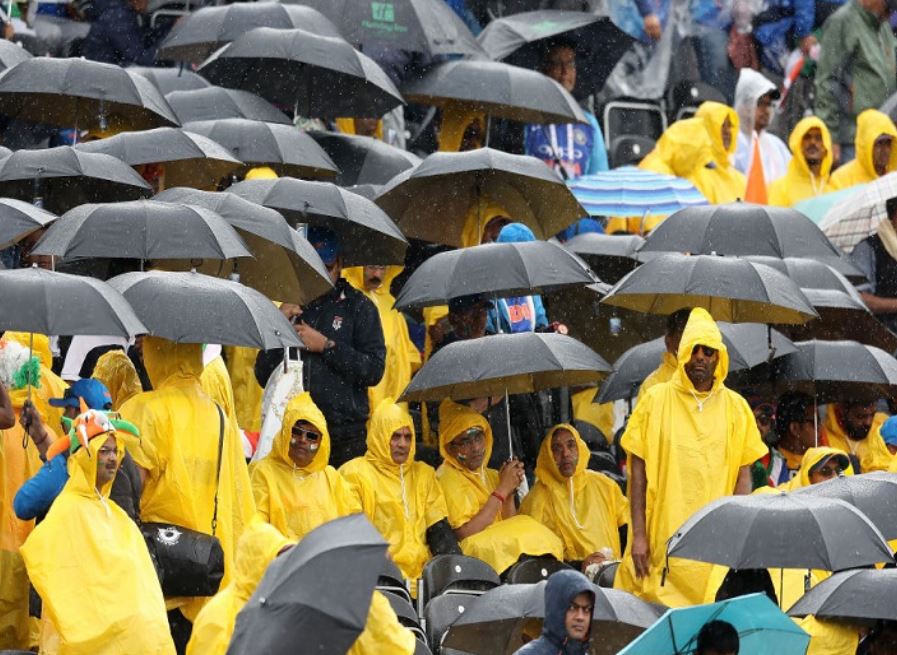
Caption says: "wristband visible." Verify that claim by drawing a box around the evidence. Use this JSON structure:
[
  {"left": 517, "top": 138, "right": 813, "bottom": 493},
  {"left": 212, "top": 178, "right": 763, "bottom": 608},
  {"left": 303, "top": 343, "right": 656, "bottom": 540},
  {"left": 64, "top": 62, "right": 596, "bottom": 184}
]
[{"left": 491, "top": 491, "right": 506, "bottom": 504}]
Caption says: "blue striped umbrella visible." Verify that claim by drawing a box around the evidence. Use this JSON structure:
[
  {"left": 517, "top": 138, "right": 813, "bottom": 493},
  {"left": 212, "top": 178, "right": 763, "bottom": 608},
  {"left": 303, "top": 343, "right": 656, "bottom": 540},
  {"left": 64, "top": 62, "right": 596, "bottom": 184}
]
[{"left": 567, "top": 166, "right": 708, "bottom": 218}]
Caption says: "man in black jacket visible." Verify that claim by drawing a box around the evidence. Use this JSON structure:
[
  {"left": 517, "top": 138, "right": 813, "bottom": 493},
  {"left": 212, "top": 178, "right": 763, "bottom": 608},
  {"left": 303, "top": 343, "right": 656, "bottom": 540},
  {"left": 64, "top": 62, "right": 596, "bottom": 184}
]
[{"left": 256, "top": 227, "right": 385, "bottom": 467}]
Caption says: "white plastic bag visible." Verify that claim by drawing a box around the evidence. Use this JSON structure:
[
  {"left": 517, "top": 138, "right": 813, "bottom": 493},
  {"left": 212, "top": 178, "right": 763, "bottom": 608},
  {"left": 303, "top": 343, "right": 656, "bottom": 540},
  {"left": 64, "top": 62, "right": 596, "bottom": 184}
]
[{"left": 252, "top": 354, "right": 304, "bottom": 463}]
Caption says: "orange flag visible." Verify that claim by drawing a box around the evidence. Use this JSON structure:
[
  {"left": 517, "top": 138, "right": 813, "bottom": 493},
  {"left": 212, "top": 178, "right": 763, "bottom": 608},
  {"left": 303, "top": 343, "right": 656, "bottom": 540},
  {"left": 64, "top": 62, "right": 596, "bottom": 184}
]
[{"left": 744, "top": 133, "right": 768, "bottom": 204}]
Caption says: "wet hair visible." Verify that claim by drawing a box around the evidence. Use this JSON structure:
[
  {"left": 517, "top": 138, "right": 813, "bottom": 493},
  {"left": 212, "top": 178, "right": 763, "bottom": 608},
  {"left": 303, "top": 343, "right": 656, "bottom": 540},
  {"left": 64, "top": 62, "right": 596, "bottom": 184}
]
[
  {"left": 666, "top": 309, "right": 691, "bottom": 337},
  {"left": 774, "top": 391, "right": 814, "bottom": 440},
  {"left": 714, "top": 568, "right": 778, "bottom": 605},
  {"left": 886, "top": 196, "right": 897, "bottom": 220},
  {"left": 541, "top": 37, "right": 577, "bottom": 62},
  {"left": 696, "top": 620, "right": 740, "bottom": 655}
]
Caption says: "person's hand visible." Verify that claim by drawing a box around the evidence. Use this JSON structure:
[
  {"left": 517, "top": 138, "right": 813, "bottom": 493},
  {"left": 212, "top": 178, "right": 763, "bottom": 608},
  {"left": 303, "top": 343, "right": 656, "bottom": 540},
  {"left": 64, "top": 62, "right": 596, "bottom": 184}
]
[
  {"left": 631, "top": 532, "right": 651, "bottom": 579},
  {"left": 798, "top": 34, "right": 817, "bottom": 55},
  {"left": 279, "top": 303, "right": 303, "bottom": 338},
  {"left": 831, "top": 143, "right": 841, "bottom": 167},
  {"left": 643, "top": 14, "right": 662, "bottom": 40},
  {"left": 296, "top": 322, "right": 329, "bottom": 353},
  {"left": 497, "top": 458, "right": 525, "bottom": 497},
  {"left": 581, "top": 552, "right": 608, "bottom": 573},
  {"left": 2, "top": 21, "right": 14, "bottom": 40}
]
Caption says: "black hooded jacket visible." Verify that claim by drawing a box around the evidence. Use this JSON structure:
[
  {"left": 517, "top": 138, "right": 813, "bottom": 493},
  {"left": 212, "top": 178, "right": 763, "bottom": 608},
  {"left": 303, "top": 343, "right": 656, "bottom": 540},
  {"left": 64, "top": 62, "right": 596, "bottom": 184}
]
[{"left": 514, "top": 570, "right": 594, "bottom": 655}]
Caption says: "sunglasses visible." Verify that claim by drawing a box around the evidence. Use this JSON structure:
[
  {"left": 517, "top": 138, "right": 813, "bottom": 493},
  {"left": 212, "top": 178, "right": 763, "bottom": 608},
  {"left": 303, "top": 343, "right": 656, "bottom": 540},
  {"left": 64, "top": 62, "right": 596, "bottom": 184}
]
[
  {"left": 814, "top": 464, "right": 844, "bottom": 478},
  {"left": 291, "top": 426, "right": 321, "bottom": 443},
  {"left": 452, "top": 427, "right": 485, "bottom": 449},
  {"left": 692, "top": 345, "right": 718, "bottom": 357}
]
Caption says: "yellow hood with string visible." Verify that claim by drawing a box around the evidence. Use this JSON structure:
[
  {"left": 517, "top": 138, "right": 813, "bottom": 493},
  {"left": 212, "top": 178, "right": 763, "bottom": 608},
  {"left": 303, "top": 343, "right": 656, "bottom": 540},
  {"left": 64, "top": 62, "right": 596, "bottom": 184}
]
[
  {"left": 823, "top": 406, "right": 892, "bottom": 473},
  {"left": 92, "top": 349, "right": 142, "bottom": 410},
  {"left": 769, "top": 117, "right": 833, "bottom": 206},
  {"left": 695, "top": 102, "right": 746, "bottom": 203},
  {"left": 520, "top": 424, "right": 628, "bottom": 561},
  {"left": 776, "top": 446, "right": 853, "bottom": 491},
  {"left": 830, "top": 109, "right": 897, "bottom": 190},
  {"left": 4, "top": 330, "right": 67, "bottom": 428},
  {"left": 438, "top": 105, "right": 485, "bottom": 152}
]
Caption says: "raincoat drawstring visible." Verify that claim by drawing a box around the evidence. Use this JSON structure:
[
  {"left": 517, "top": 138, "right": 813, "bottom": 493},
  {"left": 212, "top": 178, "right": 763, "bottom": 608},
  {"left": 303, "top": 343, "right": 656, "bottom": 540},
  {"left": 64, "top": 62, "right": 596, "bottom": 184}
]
[
  {"left": 399, "top": 464, "right": 409, "bottom": 519},
  {"left": 96, "top": 489, "right": 111, "bottom": 517},
  {"left": 568, "top": 477, "right": 584, "bottom": 530}
]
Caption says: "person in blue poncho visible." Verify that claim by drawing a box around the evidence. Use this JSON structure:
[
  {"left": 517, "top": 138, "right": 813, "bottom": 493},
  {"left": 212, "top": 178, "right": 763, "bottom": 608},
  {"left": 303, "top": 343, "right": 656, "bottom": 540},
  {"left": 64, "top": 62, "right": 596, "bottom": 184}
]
[{"left": 487, "top": 223, "right": 549, "bottom": 335}]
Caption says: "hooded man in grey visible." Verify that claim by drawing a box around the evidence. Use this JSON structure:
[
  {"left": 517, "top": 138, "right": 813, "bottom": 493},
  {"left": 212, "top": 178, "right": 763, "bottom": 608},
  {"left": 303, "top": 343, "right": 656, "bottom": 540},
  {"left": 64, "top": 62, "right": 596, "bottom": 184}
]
[{"left": 514, "top": 569, "right": 595, "bottom": 655}]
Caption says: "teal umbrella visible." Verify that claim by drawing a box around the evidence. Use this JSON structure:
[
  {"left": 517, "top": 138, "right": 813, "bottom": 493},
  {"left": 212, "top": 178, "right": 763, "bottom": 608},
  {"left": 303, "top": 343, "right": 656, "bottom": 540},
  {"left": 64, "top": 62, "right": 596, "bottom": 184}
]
[
  {"left": 618, "top": 593, "right": 809, "bottom": 655},
  {"left": 793, "top": 187, "right": 859, "bottom": 225}
]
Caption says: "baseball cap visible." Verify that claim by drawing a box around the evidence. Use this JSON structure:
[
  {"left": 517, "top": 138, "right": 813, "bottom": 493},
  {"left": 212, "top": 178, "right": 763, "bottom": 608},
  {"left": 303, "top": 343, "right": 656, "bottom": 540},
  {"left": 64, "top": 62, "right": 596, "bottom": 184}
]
[
  {"left": 49, "top": 378, "right": 113, "bottom": 411},
  {"left": 306, "top": 226, "right": 341, "bottom": 266},
  {"left": 881, "top": 415, "right": 897, "bottom": 446},
  {"left": 448, "top": 293, "right": 494, "bottom": 314}
]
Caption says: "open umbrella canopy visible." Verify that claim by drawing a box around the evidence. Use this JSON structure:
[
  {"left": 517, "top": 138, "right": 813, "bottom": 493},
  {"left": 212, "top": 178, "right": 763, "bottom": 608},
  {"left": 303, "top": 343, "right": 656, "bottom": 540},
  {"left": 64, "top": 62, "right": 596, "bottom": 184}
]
[
  {"left": 0, "top": 40, "right": 32, "bottom": 73},
  {"left": 127, "top": 66, "right": 211, "bottom": 95},
  {"left": 401, "top": 59, "right": 587, "bottom": 125},
  {"left": 165, "top": 87, "right": 292, "bottom": 125},
  {"left": 793, "top": 187, "right": 858, "bottom": 225},
  {"left": 0, "top": 57, "right": 179, "bottom": 131},
  {"left": 157, "top": 1, "right": 341, "bottom": 63},
  {"left": 567, "top": 168, "right": 708, "bottom": 220},
  {"left": 183, "top": 118, "right": 338, "bottom": 180},
  {"left": 0, "top": 266, "right": 146, "bottom": 338},
  {"left": 74, "top": 127, "right": 242, "bottom": 189},
  {"left": 619, "top": 594, "right": 809, "bottom": 655},
  {"left": 307, "top": 131, "right": 420, "bottom": 186},
  {"left": 393, "top": 240, "right": 598, "bottom": 310},
  {"left": 198, "top": 28, "right": 403, "bottom": 118},
  {"left": 666, "top": 493, "right": 894, "bottom": 571},
  {"left": 229, "top": 177, "right": 407, "bottom": 266},
  {"left": 792, "top": 472, "right": 897, "bottom": 540},
  {"left": 375, "top": 147, "right": 585, "bottom": 247},
  {"left": 0, "top": 198, "right": 57, "bottom": 248},
  {"left": 400, "top": 332, "right": 611, "bottom": 402},
  {"left": 108, "top": 270, "right": 300, "bottom": 349},
  {"left": 818, "top": 172, "right": 897, "bottom": 253},
  {"left": 564, "top": 232, "right": 645, "bottom": 284},
  {"left": 788, "top": 568, "right": 897, "bottom": 622},
  {"left": 600, "top": 254, "right": 819, "bottom": 325}
]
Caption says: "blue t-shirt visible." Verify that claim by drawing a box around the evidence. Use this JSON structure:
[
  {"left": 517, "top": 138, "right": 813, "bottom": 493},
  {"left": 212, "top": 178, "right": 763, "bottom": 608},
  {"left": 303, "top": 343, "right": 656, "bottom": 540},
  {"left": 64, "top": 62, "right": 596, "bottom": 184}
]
[{"left": 524, "top": 112, "right": 609, "bottom": 179}]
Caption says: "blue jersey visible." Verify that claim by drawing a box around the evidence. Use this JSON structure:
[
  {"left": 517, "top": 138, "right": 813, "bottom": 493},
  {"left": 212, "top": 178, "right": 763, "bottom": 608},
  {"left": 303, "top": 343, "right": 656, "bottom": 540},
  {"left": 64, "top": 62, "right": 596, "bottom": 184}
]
[{"left": 524, "top": 113, "right": 609, "bottom": 179}]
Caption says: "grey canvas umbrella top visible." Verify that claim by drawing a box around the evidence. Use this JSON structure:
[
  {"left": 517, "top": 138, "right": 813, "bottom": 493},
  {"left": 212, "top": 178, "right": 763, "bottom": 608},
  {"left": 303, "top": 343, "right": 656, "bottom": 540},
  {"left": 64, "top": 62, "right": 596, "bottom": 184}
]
[
  {"left": 0, "top": 265, "right": 146, "bottom": 338},
  {"left": 165, "top": 87, "right": 291, "bottom": 125},
  {"left": 307, "top": 130, "right": 420, "bottom": 186},
  {"left": 198, "top": 28, "right": 404, "bottom": 119},
  {"left": 127, "top": 66, "right": 211, "bottom": 95},
  {"left": 565, "top": 232, "right": 645, "bottom": 285},
  {"left": 0, "top": 40, "right": 32, "bottom": 73},
  {"left": 401, "top": 59, "right": 587, "bottom": 125},
  {"left": 792, "top": 472, "right": 897, "bottom": 540},
  {"left": 158, "top": 1, "right": 341, "bottom": 63},
  {"left": 788, "top": 568, "right": 897, "bottom": 621},
  {"left": 108, "top": 270, "right": 301, "bottom": 349},
  {"left": 0, "top": 198, "right": 58, "bottom": 248}
]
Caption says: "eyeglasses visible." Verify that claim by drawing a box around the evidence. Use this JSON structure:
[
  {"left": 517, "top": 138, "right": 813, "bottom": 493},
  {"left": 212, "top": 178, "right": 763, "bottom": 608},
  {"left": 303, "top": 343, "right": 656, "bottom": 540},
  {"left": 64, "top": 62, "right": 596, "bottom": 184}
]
[
  {"left": 567, "top": 602, "right": 593, "bottom": 615},
  {"left": 291, "top": 426, "right": 321, "bottom": 443},
  {"left": 692, "top": 345, "right": 718, "bottom": 357},
  {"left": 814, "top": 464, "right": 844, "bottom": 478},
  {"left": 452, "top": 427, "right": 485, "bottom": 450}
]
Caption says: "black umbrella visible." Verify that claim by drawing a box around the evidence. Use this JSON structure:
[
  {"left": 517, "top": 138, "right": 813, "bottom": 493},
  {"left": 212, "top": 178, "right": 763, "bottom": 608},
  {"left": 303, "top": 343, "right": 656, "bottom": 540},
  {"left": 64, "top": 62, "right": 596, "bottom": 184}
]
[
  {"left": 198, "top": 28, "right": 403, "bottom": 119},
  {"left": 32, "top": 200, "right": 251, "bottom": 263},
  {"left": 158, "top": 1, "right": 341, "bottom": 63},
  {"left": 308, "top": 131, "right": 420, "bottom": 186},
  {"left": 565, "top": 233, "right": 645, "bottom": 285},
  {"left": 393, "top": 240, "right": 598, "bottom": 311},
  {"left": 788, "top": 569, "right": 897, "bottom": 621},
  {"left": 638, "top": 203, "right": 862, "bottom": 281},
  {"left": 375, "top": 147, "right": 585, "bottom": 247},
  {"left": 154, "top": 187, "right": 332, "bottom": 304},
  {"left": 227, "top": 514, "right": 388, "bottom": 655},
  {"left": 666, "top": 493, "right": 893, "bottom": 572},
  {"left": 229, "top": 177, "right": 407, "bottom": 266},
  {"left": 0, "top": 146, "right": 152, "bottom": 214},
  {"left": 0, "top": 39, "right": 32, "bottom": 73},
  {"left": 0, "top": 266, "right": 146, "bottom": 338},
  {"left": 792, "top": 472, "right": 897, "bottom": 540},
  {"left": 183, "top": 119, "right": 338, "bottom": 180},
  {"left": 165, "top": 87, "right": 292, "bottom": 125},
  {"left": 0, "top": 57, "right": 179, "bottom": 132},
  {"left": 0, "top": 198, "right": 58, "bottom": 248},
  {"left": 476, "top": 10, "right": 634, "bottom": 100},
  {"left": 596, "top": 323, "right": 797, "bottom": 403},
  {"left": 402, "top": 59, "right": 587, "bottom": 125},
  {"left": 74, "top": 127, "right": 242, "bottom": 189},
  {"left": 127, "top": 66, "right": 211, "bottom": 95},
  {"left": 280, "top": 0, "right": 484, "bottom": 58},
  {"left": 108, "top": 270, "right": 301, "bottom": 349}
]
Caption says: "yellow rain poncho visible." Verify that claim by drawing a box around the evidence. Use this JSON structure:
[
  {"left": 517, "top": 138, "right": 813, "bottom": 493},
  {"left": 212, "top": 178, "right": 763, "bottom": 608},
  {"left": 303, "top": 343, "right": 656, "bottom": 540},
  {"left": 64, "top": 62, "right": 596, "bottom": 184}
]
[
  {"left": 223, "top": 346, "right": 263, "bottom": 432},
  {"left": 92, "top": 350, "right": 142, "bottom": 410},
  {"left": 201, "top": 355, "right": 240, "bottom": 432},
  {"left": 695, "top": 102, "right": 747, "bottom": 203},
  {"left": 823, "top": 406, "right": 892, "bottom": 472},
  {"left": 119, "top": 337, "right": 255, "bottom": 622},
  {"left": 571, "top": 388, "right": 615, "bottom": 441},
  {"left": 830, "top": 109, "right": 897, "bottom": 190},
  {"left": 4, "top": 331, "right": 68, "bottom": 428},
  {"left": 436, "top": 399, "right": 564, "bottom": 574},
  {"left": 343, "top": 267, "right": 421, "bottom": 411},
  {"left": 20, "top": 426, "right": 175, "bottom": 654},
  {"left": 459, "top": 198, "right": 513, "bottom": 248},
  {"left": 340, "top": 400, "right": 448, "bottom": 584},
  {"left": 186, "top": 520, "right": 292, "bottom": 655},
  {"left": 635, "top": 351, "right": 677, "bottom": 408},
  {"left": 769, "top": 117, "right": 834, "bottom": 206},
  {"left": 757, "top": 446, "right": 853, "bottom": 494},
  {"left": 335, "top": 117, "right": 384, "bottom": 141},
  {"left": 521, "top": 424, "right": 629, "bottom": 561},
  {"left": 615, "top": 308, "right": 767, "bottom": 607},
  {"left": 438, "top": 104, "right": 485, "bottom": 152}
]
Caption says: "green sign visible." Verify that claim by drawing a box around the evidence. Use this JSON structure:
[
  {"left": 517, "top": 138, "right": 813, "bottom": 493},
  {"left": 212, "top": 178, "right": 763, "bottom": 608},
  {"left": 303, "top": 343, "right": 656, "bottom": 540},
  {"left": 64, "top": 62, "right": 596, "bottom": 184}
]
[{"left": 362, "top": 1, "right": 408, "bottom": 35}]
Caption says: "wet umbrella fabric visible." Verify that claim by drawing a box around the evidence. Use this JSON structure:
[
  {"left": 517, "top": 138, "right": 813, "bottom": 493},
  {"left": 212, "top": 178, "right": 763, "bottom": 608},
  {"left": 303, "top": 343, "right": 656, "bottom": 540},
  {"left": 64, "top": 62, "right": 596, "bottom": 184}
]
[
  {"left": 0, "top": 57, "right": 179, "bottom": 131},
  {"left": 564, "top": 233, "right": 645, "bottom": 284},
  {"left": 665, "top": 493, "right": 894, "bottom": 571},
  {"left": 0, "top": 198, "right": 57, "bottom": 248},
  {"left": 787, "top": 568, "right": 897, "bottom": 621},
  {"left": 567, "top": 168, "right": 708, "bottom": 220},
  {"left": 818, "top": 172, "right": 897, "bottom": 253},
  {"left": 0, "top": 266, "right": 146, "bottom": 338},
  {"left": 108, "top": 270, "right": 301, "bottom": 349},
  {"left": 158, "top": 1, "right": 341, "bottom": 63},
  {"left": 198, "top": 28, "right": 403, "bottom": 118},
  {"left": 127, "top": 66, "right": 211, "bottom": 95},
  {"left": 226, "top": 513, "right": 388, "bottom": 655},
  {"left": 165, "top": 87, "right": 292, "bottom": 125},
  {"left": 792, "top": 472, "right": 897, "bottom": 540},
  {"left": 308, "top": 131, "right": 420, "bottom": 186},
  {"left": 0, "top": 40, "right": 32, "bottom": 73}
]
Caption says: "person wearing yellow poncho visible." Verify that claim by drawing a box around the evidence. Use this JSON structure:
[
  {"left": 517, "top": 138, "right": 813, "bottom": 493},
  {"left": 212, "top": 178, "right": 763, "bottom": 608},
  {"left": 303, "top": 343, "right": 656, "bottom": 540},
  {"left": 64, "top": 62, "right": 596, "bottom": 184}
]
[
  {"left": 438, "top": 104, "right": 485, "bottom": 152},
  {"left": 768, "top": 117, "right": 834, "bottom": 206},
  {"left": 830, "top": 109, "right": 897, "bottom": 191},
  {"left": 635, "top": 309, "right": 690, "bottom": 408},
  {"left": 335, "top": 117, "right": 383, "bottom": 141},
  {"left": 436, "top": 399, "right": 564, "bottom": 574},
  {"left": 343, "top": 266, "right": 420, "bottom": 411},
  {"left": 92, "top": 349, "right": 142, "bottom": 410},
  {"left": 341, "top": 400, "right": 453, "bottom": 586},
  {"left": 521, "top": 424, "right": 628, "bottom": 567},
  {"left": 223, "top": 345, "right": 263, "bottom": 432},
  {"left": 4, "top": 331, "right": 68, "bottom": 428},
  {"left": 695, "top": 101, "right": 747, "bottom": 203},
  {"left": 571, "top": 387, "right": 615, "bottom": 442},
  {"left": 823, "top": 402, "right": 893, "bottom": 472},
  {"left": 615, "top": 308, "right": 767, "bottom": 607},
  {"left": 119, "top": 337, "right": 255, "bottom": 626},
  {"left": 201, "top": 352, "right": 240, "bottom": 433},
  {"left": 21, "top": 409, "right": 175, "bottom": 654},
  {"left": 249, "top": 392, "right": 416, "bottom": 655}
]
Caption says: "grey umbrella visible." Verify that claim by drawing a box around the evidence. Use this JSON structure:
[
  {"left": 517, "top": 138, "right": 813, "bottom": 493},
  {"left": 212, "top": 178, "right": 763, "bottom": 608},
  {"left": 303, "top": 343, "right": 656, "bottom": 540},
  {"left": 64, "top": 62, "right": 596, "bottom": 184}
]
[
  {"left": 565, "top": 233, "right": 645, "bottom": 285},
  {"left": 0, "top": 39, "right": 32, "bottom": 73},
  {"left": 165, "top": 87, "right": 291, "bottom": 125},
  {"left": 0, "top": 198, "right": 58, "bottom": 248},
  {"left": 792, "top": 472, "right": 897, "bottom": 540},
  {"left": 0, "top": 146, "right": 152, "bottom": 214},
  {"left": 0, "top": 57, "right": 179, "bottom": 132},
  {"left": 229, "top": 177, "right": 407, "bottom": 266},
  {"left": 198, "top": 28, "right": 404, "bottom": 119},
  {"left": 788, "top": 569, "right": 897, "bottom": 621},
  {"left": 307, "top": 131, "right": 420, "bottom": 186},
  {"left": 0, "top": 266, "right": 146, "bottom": 338},
  {"left": 108, "top": 270, "right": 301, "bottom": 349},
  {"left": 74, "top": 127, "right": 242, "bottom": 189},
  {"left": 393, "top": 240, "right": 598, "bottom": 310},
  {"left": 127, "top": 66, "right": 211, "bottom": 95},
  {"left": 183, "top": 119, "right": 338, "bottom": 180},
  {"left": 227, "top": 514, "right": 388, "bottom": 655},
  {"left": 154, "top": 187, "right": 332, "bottom": 304},
  {"left": 666, "top": 493, "right": 894, "bottom": 572},
  {"left": 32, "top": 200, "right": 251, "bottom": 263},
  {"left": 158, "top": 1, "right": 341, "bottom": 63}
]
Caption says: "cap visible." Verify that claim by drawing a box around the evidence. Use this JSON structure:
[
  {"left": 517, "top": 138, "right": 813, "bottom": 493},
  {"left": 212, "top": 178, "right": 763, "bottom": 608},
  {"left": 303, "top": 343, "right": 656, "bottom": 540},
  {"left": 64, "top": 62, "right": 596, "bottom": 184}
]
[
  {"left": 808, "top": 452, "right": 850, "bottom": 476},
  {"left": 881, "top": 415, "right": 897, "bottom": 446},
  {"left": 49, "top": 378, "right": 113, "bottom": 411},
  {"left": 448, "top": 293, "right": 494, "bottom": 314},
  {"left": 306, "top": 226, "right": 341, "bottom": 266}
]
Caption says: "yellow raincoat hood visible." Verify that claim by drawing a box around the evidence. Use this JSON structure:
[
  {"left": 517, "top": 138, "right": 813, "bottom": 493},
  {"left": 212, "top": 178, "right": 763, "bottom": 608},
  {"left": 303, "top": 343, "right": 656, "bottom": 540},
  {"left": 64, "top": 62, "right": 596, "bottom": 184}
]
[
  {"left": 769, "top": 117, "right": 833, "bottom": 206},
  {"left": 640, "top": 118, "right": 723, "bottom": 205},
  {"left": 460, "top": 198, "right": 513, "bottom": 248},
  {"left": 695, "top": 102, "right": 747, "bottom": 203},
  {"left": 438, "top": 398, "right": 493, "bottom": 487},
  {"left": 142, "top": 336, "right": 203, "bottom": 389},
  {"left": 672, "top": 308, "right": 729, "bottom": 395},
  {"left": 824, "top": 407, "right": 892, "bottom": 473},
  {"left": 438, "top": 105, "right": 485, "bottom": 152},
  {"left": 364, "top": 398, "right": 416, "bottom": 471},
  {"left": 781, "top": 446, "right": 852, "bottom": 491},
  {"left": 534, "top": 423, "right": 591, "bottom": 490},
  {"left": 831, "top": 109, "right": 897, "bottom": 190},
  {"left": 272, "top": 392, "right": 330, "bottom": 473},
  {"left": 92, "top": 349, "right": 142, "bottom": 410}
]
